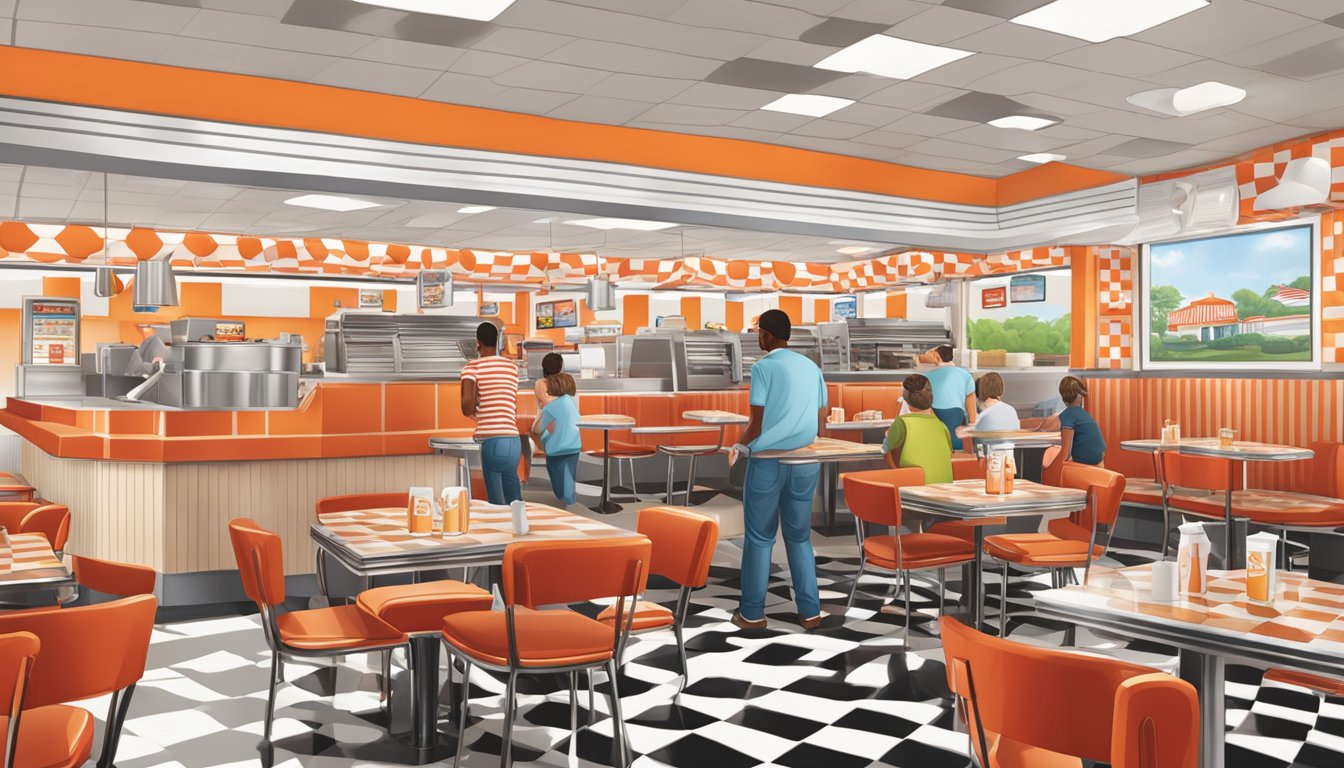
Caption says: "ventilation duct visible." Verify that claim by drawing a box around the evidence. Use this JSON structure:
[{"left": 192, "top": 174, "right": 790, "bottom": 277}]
[
  {"left": 1253, "top": 157, "right": 1331, "bottom": 211},
  {"left": 586, "top": 276, "right": 616, "bottom": 311},
  {"left": 133, "top": 256, "right": 178, "bottom": 308},
  {"left": 1178, "top": 166, "right": 1238, "bottom": 231},
  {"left": 1116, "top": 180, "right": 1183, "bottom": 244}
]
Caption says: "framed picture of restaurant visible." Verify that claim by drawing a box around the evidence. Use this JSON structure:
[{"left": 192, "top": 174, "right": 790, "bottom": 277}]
[{"left": 1142, "top": 222, "right": 1317, "bottom": 369}]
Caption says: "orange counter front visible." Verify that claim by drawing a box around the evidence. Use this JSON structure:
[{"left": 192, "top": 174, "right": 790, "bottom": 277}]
[{"left": 0, "top": 379, "right": 904, "bottom": 597}]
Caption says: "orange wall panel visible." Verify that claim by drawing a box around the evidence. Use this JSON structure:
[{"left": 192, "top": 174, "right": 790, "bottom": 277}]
[
  {"left": 180, "top": 282, "right": 222, "bottom": 316},
  {"left": 726, "top": 301, "right": 744, "bottom": 332},
  {"left": 384, "top": 382, "right": 435, "bottom": 433},
  {"left": 681, "top": 297, "right": 701, "bottom": 330},
  {"left": 42, "top": 277, "right": 81, "bottom": 298},
  {"left": 310, "top": 287, "right": 359, "bottom": 318},
  {"left": 886, "top": 291, "right": 907, "bottom": 319},
  {"left": 779, "top": 296, "right": 803, "bottom": 325},
  {"left": 623, "top": 295, "right": 649, "bottom": 334}
]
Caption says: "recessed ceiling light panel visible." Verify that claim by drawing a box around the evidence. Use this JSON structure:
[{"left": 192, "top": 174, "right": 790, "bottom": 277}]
[
  {"left": 814, "top": 34, "right": 974, "bottom": 80},
  {"left": 566, "top": 218, "right": 678, "bottom": 231},
  {"left": 352, "top": 0, "right": 515, "bottom": 21},
  {"left": 284, "top": 194, "right": 381, "bottom": 212},
  {"left": 837, "top": 246, "right": 873, "bottom": 255},
  {"left": 988, "top": 115, "right": 1056, "bottom": 130},
  {"left": 456, "top": 205, "right": 496, "bottom": 214},
  {"left": 761, "top": 93, "right": 855, "bottom": 117},
  {"left": 1128, "top": 81, "right": 1245, "bottom": 116},
  {"left": 1011, "top": 0, "right": 1209, "bottom": 43},
  {"left": 1018, "top": 152, "right": 1067, "bottom": 163}
]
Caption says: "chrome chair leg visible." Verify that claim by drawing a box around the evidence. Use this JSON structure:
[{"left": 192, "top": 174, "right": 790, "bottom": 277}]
[
  {"left": 588, "top": 670, "right": 595, "bottom": 725},
  {"left": 315, "top": 550, "right": 329, "bottom": 603},
  {"left": 606, "top": 659, "right": 630, "bottom": 768},
  {"left": 900, "top": 569, "right": 911, "bottom": 647},
  {"left": 685, "top": 455, "right": 699, "bottom": 505},
  {"left": 97, "top": 683, "right": 136, "bottom": 768},
  {"left": 264, "top": 651, "right": 280, "bottom": 743},
  {"left": 672, "top": 617, "right": 689, "bottom": 689},
  {"left": 999, "top": 560, "right": 1010, "bottom": 638},
  {"left": 665, "top": 454, "right": 676, "bottom": 503},
  {"left": 453, "top": 661, "right": 472, "bottom": 768},
  {"left": 846, "top": 558, "right": 867, "bottom": 610},
  {"left": 380, "top": 649, "right": 392, "bottom": 712},
  {"left": 500, "top": 669, "right": 519, "bottom": 768},
  {"left": 568, "top": 671, "right": 579, "bottom": 758},
  {"left": 937, "top": 567, "right": 946, "bottom": 616}
]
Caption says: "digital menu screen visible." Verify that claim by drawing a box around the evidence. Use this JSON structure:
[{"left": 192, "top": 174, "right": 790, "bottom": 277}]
[
  {"left": 537, "top": 299, "right": 577, "bottom": 329},
  {"left": 27, "top": 300, "right": 78, "bottom": 365}
]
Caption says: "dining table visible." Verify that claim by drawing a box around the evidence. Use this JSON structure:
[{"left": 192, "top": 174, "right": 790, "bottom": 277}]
[
  {"left": 578, "top": 414, "right": 637, "bottom": 514},
  {"left": 1036, "top": 563, "right": 1344, "bottom": 768},
  {"left": 0, "top": 532, "right": 76, "bottom": 602},
  {"left": 1120, "top": 438, "right": 1314, "bottom": 568},
  {"left": 311, "top": 500, "right": 639, "bottom": 759},
  {"left": 754, "top": 436, "right": 886, "bottom": 529},
  {"left": 898, "top": 479, "right": 1088, "bottom": 631}
]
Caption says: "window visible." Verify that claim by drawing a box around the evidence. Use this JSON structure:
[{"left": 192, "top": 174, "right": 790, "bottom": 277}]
[
  {"left": 966, "top": 269, "right": 1071, "bottom": 366},
  {"left": 1142, "top": 223, "right": 1317, "bottom": 369}
]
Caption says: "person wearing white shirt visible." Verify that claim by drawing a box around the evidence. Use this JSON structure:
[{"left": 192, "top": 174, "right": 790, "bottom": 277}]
[{"left": 956, "top": 372, "right": 1020, "bottom": 443}]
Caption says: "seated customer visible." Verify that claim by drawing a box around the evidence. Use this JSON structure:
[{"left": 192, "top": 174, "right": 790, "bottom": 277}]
[
  {"left": 884, "top": 374, "right": 953, "bottom": 483},
  {"left": 956, "top": 372, "right": 1020, "bottom": 441},
  {"left": 530, "top": 372, "right": 581, "bottom": 506},
  {"left": 534, "top": 352, "right": 564, "bottom": 409},
  {"left": 1044, "top": 375, "right": 1106, "bottom": 480}
]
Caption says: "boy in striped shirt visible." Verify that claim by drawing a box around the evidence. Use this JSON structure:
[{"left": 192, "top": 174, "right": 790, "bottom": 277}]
[{"left": 460, "top": 322, "right": 522, "bottom": 504}]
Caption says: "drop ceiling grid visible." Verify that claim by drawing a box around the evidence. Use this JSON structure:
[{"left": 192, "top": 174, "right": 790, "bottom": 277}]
[{"left": 7, "top": 0, "right": 1344, "bottom": 179}]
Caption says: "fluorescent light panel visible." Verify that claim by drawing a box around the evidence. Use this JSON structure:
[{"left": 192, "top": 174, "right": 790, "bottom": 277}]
[
  {"left": 284, "top": 194, "right": 381, "bottom": 212},
  {"left": 1171, "top": 81, "right": 1245, "bottom": 113},
  {"left": 351, "top": 0, "right": 515, "bottom": 21},
  {"left": 456, "top": 205, "right": 495, "bottom": 214},
  {"left": 1019, "top": 152, "right": 1067, "bottom": 163},
  {"left": 1011, "top": 0, "right": 1209, "bottom": 43},
  {"left": 814, "top": 34, "right": 973, "bottom": 80},
  {"left": 989, "top": 115, "right": 1056, "bottom": 130},
  {"left": 837, "top": 246, "right": 873, "bottom": 255},
  {"left": 761, "top": 93, "right": 854, "bottom": 117},
  {"left": 566, "top": 218, "right": 678, "bottom": 231}
]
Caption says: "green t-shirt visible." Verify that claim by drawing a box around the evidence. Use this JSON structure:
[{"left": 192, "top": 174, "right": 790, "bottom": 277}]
[{"left": 885, "top": 412, "right": 954, "bottom": 484}]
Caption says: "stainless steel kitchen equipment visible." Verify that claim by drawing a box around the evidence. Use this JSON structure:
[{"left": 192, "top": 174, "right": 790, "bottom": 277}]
[
  {"left": 322, "top": 312, "right": 485, "bottom": 376},
  {"left": 846, "top": 318, "right": 951, "bottom": 370},
  {"left": 627, "top": 329, "right": 742, "bottom": 392},
  {"left": 521, "top": 339, "right": 556, "bottom": 379},
  {"left": 738, "top": 322, "right": 850, "bottom": 375}
]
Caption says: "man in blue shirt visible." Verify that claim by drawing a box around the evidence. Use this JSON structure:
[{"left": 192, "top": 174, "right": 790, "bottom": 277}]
[
  {"left": 731, "top": 310, "right": 828, "bottom": 631},
  {"left": 926, "top": 344, "right": 976, "bottom": 450}
]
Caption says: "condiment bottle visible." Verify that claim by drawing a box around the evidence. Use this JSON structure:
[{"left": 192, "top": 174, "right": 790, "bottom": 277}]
[{"left": 1176, "top": 522, "right": 1210, "bottom": 596}]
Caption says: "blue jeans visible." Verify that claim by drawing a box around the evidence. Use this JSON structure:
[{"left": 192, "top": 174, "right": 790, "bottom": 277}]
[
  {"left": 545, "top": 452, "right": 579, "bottom": 506},
  {"left": 933, "top": 407, "right": 967, "bottom": 450},
  {"left": 740, "top": 457, "right": 821, "bottom": 621},
  {"left": 480, "top": 436, "right": 522, "bottom": 505}
]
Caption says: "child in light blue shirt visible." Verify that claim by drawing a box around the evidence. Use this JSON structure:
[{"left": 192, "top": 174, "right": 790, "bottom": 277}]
[{"left": 531, "top": 373, "right": 581, "bottom": 506}]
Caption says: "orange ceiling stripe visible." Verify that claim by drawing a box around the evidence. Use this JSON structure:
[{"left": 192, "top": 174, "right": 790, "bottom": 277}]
[
  {"left": 0, "top": 47, "right": 1123, "bottom": 208},
  {"left": 995, "top": 162, "right": 1129, "bottom": 207}
]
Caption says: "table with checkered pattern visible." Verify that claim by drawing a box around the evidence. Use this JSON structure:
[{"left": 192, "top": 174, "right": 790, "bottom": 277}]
[
  {"left": 0, "top": 533, "right": 73, "bottom": 596},
  {"left": 311, "top": 501, "right": 639, "bottom": 576}
]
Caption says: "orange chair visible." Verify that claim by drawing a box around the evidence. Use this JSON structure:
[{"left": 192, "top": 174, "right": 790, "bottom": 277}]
[
  {"left": 70, "top": 556, "right": 156, "bottom": 598},
  {"left": 1159, "top": 450, "right": 1242, "bottom": 558},
  {"left": 0, "top": 632, "right": 39, "bottom": 768},
  {"left": 590, "top": 440, "right": 657, "bottom": 503},
  {"left": 595, "top": 507, "right": 718, "bottom": 684},
  {"left": 314, "top": 493, "right": 409, "bottom": 599},
  {"left": 840, "top": 468, "right": 976, "bottom": 643},
  {"left": 984, "top": 464, "right": 1125, "bottom": 637},
  {"left": 0, "top": 473, "right": 34, "bottom": 502},
  {"left": 940, "top": 616, "right": 1198, "bottom": 768},
  {"left": 442, "top": 537, "right": 651, "bottom": 768},
  {"left": 0, "top": 595, "right": 157, "bottom": 768},
  {"left": 927, "top": 456, "right": 1009, "bottom": 543},
  {"left": 0, "top": 503, "right": 69, "bottom": 554},
  {"left": 228, "top": 519, "right": 407, "bottom": 744}
]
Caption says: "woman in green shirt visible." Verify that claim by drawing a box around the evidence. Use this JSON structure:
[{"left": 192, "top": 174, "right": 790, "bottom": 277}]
[{"left": 884, "top": 374, "right": 954, "bottom": 484}]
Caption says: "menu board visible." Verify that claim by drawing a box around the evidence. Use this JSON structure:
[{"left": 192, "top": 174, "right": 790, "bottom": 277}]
[
  {"left": 831, "top": 296, "right": 857, "bottom": 320},
  {"left": 536, "top": 299, "right": 577, "bottom": 329},
  {"left": 25, "top": 298, "right": 79, "bottom": 366},
  {"left": 1010, "top": 274, "right": 1046, "bottom": 303},
  {"left": 417, "top": 270, "right": 451, "bottom": 309},
  {"left": 214, "top": 321, "right": 245, "bottom": 341},
  {"left": 359, "top": 289, "right": 384, "bottom": 309}
]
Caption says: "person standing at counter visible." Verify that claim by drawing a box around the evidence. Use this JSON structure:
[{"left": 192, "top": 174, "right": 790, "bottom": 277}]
[
  {"left": 461, "top": 322, "right": 522, "bottom": 505},
  {"left": 730, "top": 309, "right": 827, "bottom": 632},
  {"left": 926, "top": 344, "right": 975, "bottom": 451},
  {"left": 531, "top": 371, "right": 581, "bottom": 507}
]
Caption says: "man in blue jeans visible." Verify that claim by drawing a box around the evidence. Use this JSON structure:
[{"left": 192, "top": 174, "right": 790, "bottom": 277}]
[
  {"left": 460, "top": 322, "right": 522, "bottom": 504},
  {"left": 731, "top": 310, "right": 828, "bottom": 631}
]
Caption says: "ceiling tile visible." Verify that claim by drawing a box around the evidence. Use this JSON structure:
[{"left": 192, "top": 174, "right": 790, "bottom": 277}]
[
  {"left": 544, "top": 39, "right": 720, "bottom": 79},
  {"left": 1045, "top": 38, "right": 1201, "bottom": 79},
  {"left": 631, "top": 103, "right": 749, "bottom": 127},
  {"left": 1104, "top": 137, "right": 1195, "bottom": 159},
  {"left": 670, "top": 0, "right": 817, "bottom": 37},
  {"left": 925, "top": 91, "right": 1037, "bottom": 122},
  {"left": 182, "top": 8, "right": 370, "bottom": 56},
  {"left": 852, "top": 130, "right": 925, "bottom": 149},
  {"left": 585, "top": 72, "right": 697, "bottom": 103},
  {"left": 348, "top": 37, "right": 467, "bottom": 70},
  {"left": 809, "top": 74, "right": 898, "bottom": 100},
  {"left": 728, "top": 110, "right": 815, "bottom": 132},
  {"left": 154, "top": 35, "right": 337, "bottom": 81},
  {"left": 1255, "top": 0, "right": 1344, "bottom": 20},
  {"left": 829, "top": 102, "right": 909, "bottom": 127},
  {"left": 1195, "top": 123, "right": 1323, "bottom": 154},
  {"left": 493, "top": 60, "right": 610, "bottom": 93},
  {"left": 545, "top": 95, "right": 650, "bottom": 124},
  {"left": 798, "top": 17, "right": 889, "bottom": 46},
  {"left": 705, "top": 58, "right": 843, "bottom": 92},
  {"left": 939, "top": 0, "right": 1051, "bottom": 18},
  {"left": 19, "top": 21, "right": 178, "bottom": 62},
  {"left": 746, "top": 37, "right": 839, "bottom": 66},
  {"left": 789, "top": 120, "right": 871, "bottom": 140},
  {"left": 941, "top": 123, "right": 1067, "bottom": 153},
  {"left": 1259, "top": 38, "right": 1344, "bottom": 80},
  {"left": 905, "top": 137, "right": 1020, "bottom": 164},
  {"left": 420, "top": 72, "right": 510, "bottom": 104},
  {"left": 549, "top": 0, "right": 688, "bottom": 21},
  {"left": 505, "top": 0, "right": 764, "bottom": 61},
  {"left": 197, "top": 0, "right": 287, "bottom": 14},
  {"left": 883, "top": 112, "right": 978, "bottom": 137},
  {"left": 473, "top": 27, "right": 574, "bottom": 58},
  {"left": 1013, "top": 93, "right": 1108, "bottom": 118},
  {"left": 310, "top": 59, "right": 442, "bottom": 98},
  {"left": 863, "top": 80, "right": 964, "bottom": 111},
  {"left": 25, "top": 0, "right": 198, "bottom": 33},
  {"left": 1133, "top": 0, "right": 1312, "bottom": 60},
  {"left": 450, "top": 49, "right": 529, "bottom": 77},
  {"left": 945, "top": 21, "right": 1084, "bottom": 59},
  {"left": 831, "top": 0, "right": 928, "bottom": 25},
  {"left": 917, "top": 52, "right": 1032, "bottom": 89},
  {"left": 884, "top": 5, "right": 1001, "bottom": 45},
  {"left": 669, "top": 82, "right": 777, "bottom": 110},
  {"left": 281, "top": 0, "right": 495, "bottom": 49},
  {"left": 1222, "top": 22, "right": 1344, "bottom": 72}
]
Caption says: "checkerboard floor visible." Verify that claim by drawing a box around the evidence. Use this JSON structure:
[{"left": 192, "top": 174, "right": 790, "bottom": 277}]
[{"left": 75, "top": 513, "right": 1344, "bottom": 768}]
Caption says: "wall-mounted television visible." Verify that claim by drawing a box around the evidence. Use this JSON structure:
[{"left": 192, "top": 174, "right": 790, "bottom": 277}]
[
  {"left": 536, "top": 299, "right": 577, "bottom": 329},
  {"left": 1143, "top": 223, "right": 1316, "bottom": 368}
]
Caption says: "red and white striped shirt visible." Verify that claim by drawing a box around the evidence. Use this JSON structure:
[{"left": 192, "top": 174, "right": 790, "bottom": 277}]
[{"left": 461, "top": 355, "right": 520, "bottom": 439}]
